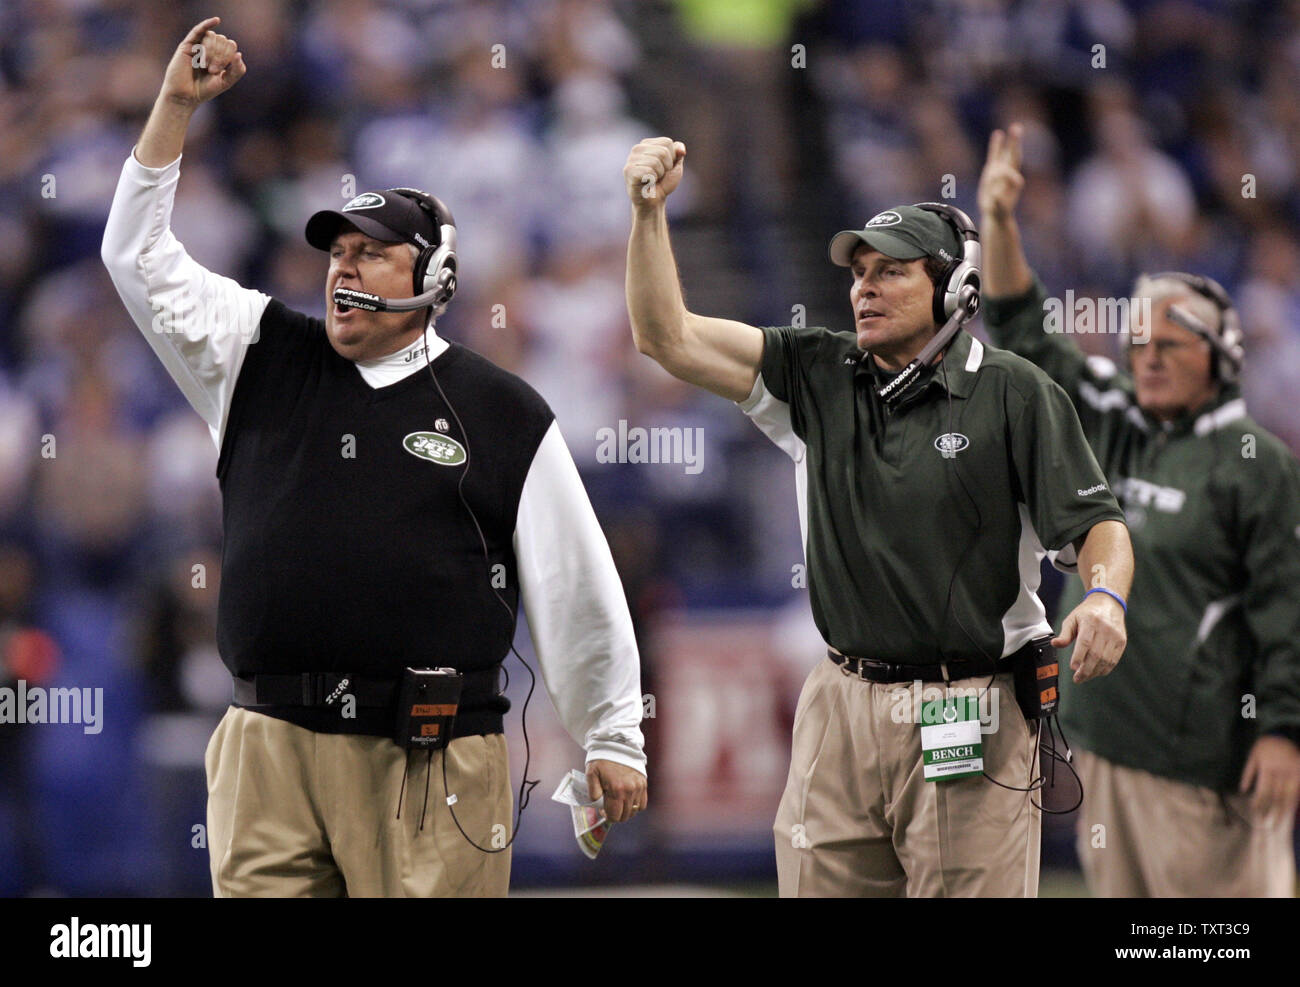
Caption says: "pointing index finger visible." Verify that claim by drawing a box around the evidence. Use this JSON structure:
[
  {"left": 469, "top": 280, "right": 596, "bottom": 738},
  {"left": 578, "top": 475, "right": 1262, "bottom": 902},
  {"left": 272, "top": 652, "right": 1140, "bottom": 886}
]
[{"left": 183, "top": 16, "right": 221, "bottom": 46}]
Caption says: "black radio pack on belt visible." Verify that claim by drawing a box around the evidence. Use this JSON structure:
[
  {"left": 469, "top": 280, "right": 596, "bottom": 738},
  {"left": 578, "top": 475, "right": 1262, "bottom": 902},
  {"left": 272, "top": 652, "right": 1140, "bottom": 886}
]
[
  {"left": 1011, "top": 635, "right": 1059, "bottom": 720},
  {"left": 393, "top": 667, "right": 464, "bottom": 750}
]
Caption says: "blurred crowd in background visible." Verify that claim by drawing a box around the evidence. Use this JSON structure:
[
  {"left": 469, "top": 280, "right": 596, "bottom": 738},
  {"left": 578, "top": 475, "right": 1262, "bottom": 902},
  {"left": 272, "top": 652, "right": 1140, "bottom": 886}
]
[{"left": 3, "top": 0, "right": 1300, "bottom": 895}]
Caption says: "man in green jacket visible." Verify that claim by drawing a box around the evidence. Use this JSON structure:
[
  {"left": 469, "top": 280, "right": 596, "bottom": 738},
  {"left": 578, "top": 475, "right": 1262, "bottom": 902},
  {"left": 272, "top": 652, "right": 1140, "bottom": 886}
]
[{"left": 978, "top": 124, "right": 1300, "bottom": 896}]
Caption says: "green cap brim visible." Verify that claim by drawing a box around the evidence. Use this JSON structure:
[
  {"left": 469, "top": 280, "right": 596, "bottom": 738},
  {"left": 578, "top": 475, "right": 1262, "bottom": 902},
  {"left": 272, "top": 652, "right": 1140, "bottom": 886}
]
[{"left": 829, "top": 229, "right": 929, "bottom": 267}]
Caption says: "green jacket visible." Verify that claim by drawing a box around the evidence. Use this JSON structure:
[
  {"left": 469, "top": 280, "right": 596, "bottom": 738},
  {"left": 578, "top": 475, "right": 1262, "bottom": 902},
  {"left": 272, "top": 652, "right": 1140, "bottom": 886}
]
[{"left": 982, "top": 277, "right": 1300, "bottom": 791}]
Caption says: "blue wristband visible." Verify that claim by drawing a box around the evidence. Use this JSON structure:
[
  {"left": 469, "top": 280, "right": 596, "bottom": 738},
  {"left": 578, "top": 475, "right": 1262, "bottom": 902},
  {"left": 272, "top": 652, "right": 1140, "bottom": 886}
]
[{"left": 1085, "top": 587, "right": 1127, "bottom": 613}]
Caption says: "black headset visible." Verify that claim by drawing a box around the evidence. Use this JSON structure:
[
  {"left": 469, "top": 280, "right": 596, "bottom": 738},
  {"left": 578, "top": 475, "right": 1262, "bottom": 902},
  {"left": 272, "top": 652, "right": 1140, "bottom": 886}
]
[
  {"left": 388, "top": 187, "right": 459, "bottom": 316},
  {"left": 915, "top": 202, "right": 982, "bottom": 325},
  {"left": 875, "top": 203, "right": 982, "bottom": 405},
  {"left": 1133, "top": 271, "right": 1244, "bottom": 385}
]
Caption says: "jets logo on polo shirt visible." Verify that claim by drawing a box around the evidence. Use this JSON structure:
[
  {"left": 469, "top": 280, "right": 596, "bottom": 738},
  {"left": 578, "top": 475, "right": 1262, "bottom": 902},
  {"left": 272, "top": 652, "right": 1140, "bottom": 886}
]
[
  {"left": 934, "top": 432, "right": 969, "bottom": 458},
  {"left": 343, "top": 192, "right": 386, "bottom": 211},
  {"left": 404, "top": 431, "right": 466, "bottom": 466}
]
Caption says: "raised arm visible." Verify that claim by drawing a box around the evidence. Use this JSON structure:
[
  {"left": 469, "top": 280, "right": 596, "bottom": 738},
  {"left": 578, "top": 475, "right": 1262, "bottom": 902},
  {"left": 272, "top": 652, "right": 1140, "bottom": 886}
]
[
  {"left": 137, "top": 16, "right": 245, "bottom": 166},
  {"left": 977, "top": 126, "right": 1034, "bottom": 300},
  {"left": 101, "top": 17, "right": 268, "bottom": 448},
  {"left": 977, "top": 125, "right": 1104, "bottom": 400},
  {"left": 624, "top": 138, "right": 764, "bottom": 402}
]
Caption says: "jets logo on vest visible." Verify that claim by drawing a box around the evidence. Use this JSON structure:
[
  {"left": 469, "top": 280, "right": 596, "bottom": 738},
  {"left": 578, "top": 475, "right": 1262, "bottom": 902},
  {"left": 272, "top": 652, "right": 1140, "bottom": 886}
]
[{"left": 403, "top": 431, "right": 467, "bottom": 466}]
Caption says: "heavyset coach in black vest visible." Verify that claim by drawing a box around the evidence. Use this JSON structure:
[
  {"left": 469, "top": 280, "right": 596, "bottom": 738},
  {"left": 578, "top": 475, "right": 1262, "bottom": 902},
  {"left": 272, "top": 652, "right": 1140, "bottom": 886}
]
[{"left": 101, "top": 17, "right": 647, "bottom": 897}]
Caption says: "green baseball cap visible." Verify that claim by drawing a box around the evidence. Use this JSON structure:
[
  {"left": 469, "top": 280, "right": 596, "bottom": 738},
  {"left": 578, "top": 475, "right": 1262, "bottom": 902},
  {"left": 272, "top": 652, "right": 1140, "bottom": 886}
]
[{"left": 829, "top": 205, "right": 962, "bottom": 267}]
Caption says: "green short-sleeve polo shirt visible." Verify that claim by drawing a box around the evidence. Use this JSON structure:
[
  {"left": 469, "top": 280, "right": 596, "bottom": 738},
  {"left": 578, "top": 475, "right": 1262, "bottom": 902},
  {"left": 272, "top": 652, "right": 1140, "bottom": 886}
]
[{"left": 740, "top": 325, "right": 1126, "bottom": 663}]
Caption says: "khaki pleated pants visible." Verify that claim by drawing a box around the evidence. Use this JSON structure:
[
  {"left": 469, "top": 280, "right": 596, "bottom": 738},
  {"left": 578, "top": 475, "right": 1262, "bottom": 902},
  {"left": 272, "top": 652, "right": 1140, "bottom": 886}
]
[
  {"left": 774, "top": 660, "right": 1041, "bottom": 897},
  {"left": 1074, "top": 748, "right": 1295, "bottom": 898},
  {"left": 205, "top": 706, "right": 512, "bottom": 897}
]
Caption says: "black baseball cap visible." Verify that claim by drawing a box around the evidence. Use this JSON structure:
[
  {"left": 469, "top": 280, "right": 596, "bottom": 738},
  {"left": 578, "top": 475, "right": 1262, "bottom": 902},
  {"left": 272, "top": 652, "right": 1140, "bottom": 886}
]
[
  {"left": 305, "top": 190, "right": 441, "bottom": 252},
  {"left": 829, "top": 205, "right": 961, "bottom": 267}
]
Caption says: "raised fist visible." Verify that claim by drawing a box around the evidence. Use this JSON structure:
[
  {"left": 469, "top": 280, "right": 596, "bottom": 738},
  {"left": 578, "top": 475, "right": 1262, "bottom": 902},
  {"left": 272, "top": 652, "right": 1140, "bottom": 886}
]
[
  {"left": 624, "top": 138, "right": 685, "bottom": 209},
  {"left": 160, "top": 17, "right": 246, "bottom": 108},
  {"left": 978, "top": 124, "right": 1026, "bottom": 223}
]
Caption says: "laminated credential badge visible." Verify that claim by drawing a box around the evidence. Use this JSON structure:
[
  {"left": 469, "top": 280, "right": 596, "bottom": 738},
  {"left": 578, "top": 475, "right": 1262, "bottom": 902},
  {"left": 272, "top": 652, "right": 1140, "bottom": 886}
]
[{"left": 920, "top": 695, "right": 984, "bottom": 781}]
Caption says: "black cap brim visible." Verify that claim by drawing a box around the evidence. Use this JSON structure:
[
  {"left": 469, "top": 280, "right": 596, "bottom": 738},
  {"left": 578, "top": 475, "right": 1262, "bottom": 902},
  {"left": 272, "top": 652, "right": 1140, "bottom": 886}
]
[{"left": 305, "top": 210, "right": 407, "bottom": 250}]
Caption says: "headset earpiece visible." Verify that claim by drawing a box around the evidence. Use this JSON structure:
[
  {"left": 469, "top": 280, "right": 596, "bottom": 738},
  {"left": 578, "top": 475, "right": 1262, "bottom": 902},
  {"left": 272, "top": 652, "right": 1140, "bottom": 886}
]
[
  {"left": 914, "top": 202, "right": 982, "bottom": 325},
  {"left": 389, "top": 188, "right": 459, "bottom": 316}
]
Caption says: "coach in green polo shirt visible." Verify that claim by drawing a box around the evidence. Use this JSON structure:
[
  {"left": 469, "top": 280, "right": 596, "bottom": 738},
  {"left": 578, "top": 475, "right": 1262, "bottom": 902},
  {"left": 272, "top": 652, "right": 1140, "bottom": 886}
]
[{"left": 623, "top": 137, "right": 1134, "bottom": 898}]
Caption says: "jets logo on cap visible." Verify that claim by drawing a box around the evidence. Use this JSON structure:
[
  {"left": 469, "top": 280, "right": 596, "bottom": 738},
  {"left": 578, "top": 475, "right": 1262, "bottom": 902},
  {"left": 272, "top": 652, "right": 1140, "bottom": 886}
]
[
  {"left": 343, "top": 192, "right": 386, "bottom": 211},
  {"left": 866, "top": 211, "right": 902, "bottom": 227}
]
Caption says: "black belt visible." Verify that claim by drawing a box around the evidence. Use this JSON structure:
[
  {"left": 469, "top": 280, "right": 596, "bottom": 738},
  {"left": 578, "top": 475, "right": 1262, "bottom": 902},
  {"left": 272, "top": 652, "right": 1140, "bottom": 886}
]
[
  {"left": 827, "top": 645, "right": 1028, "bottom": 684},
  {"left": 232, "top": 669, "right": 499, "bottom": 709}
]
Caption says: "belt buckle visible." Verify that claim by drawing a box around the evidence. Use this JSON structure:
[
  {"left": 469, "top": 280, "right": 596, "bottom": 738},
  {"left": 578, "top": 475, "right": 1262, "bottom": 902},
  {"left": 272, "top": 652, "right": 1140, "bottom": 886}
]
[
  {"left": 837, "top": 654, "right": 870, "bottom": 681},
  {"left": 836, "top": 653, "right": 864, "bottom": 679}
]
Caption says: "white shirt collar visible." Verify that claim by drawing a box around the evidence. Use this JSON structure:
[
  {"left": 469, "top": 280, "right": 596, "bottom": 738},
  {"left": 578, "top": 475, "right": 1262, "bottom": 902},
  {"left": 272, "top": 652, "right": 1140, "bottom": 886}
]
[
  {"left": 1193, "top": 397, "right": 1247, "bottom": 436},
  {"left": 353, "top": 321, "right": 450, "bottom": 389}
]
